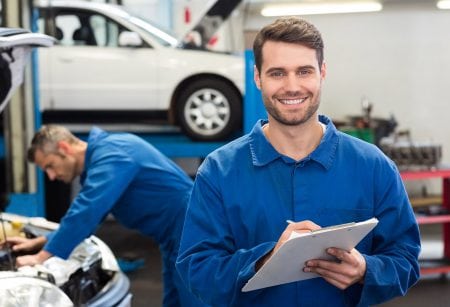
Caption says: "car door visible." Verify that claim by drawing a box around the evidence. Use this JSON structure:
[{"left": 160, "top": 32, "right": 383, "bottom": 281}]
[{"left": 38, "top": 8, "right": 159, "bottom": 111}]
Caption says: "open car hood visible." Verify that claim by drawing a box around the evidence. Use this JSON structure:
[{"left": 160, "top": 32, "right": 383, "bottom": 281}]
[
  {"left": 0, "top": 212, "right": 131, "bottom": 306},
  {"left": 178, "top": 0, "right": 242, "bottom": 49},
  {"left": 0, "top": 27, "right": 54, "bottom": 113}
]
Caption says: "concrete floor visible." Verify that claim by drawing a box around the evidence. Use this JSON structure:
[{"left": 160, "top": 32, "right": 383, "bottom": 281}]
[{"left": 94, "top": 220, "right": 450, "bottom": 307}]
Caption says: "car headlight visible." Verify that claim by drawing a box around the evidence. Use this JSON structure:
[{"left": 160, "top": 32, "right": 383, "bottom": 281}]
[{"left": 0, "top": 276, "right": 73, "bottom": 307}]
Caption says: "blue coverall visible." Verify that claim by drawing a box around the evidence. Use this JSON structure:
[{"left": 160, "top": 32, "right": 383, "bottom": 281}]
[
  {"left": 44, "top": 127, "right": 204, "bottom": 307},
  {"left": 176, "top": 115, "right": 421, "bottom": 306}
]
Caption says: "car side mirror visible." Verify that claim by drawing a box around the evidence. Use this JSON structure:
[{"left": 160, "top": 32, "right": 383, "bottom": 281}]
[{"left": 118, "top": 31, "right": 143, "bottom": 47}]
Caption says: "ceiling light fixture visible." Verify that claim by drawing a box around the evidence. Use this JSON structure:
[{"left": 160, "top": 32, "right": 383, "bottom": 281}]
[
  {"left": 261, "top": 1, "right": 383, "bottom": 17},
  {"left": 437, "top": 0, "right": 450, "bottom": 9}
]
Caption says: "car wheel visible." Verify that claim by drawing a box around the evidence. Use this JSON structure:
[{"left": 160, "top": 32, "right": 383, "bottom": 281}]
[{"left": 176, "top": 79, "right": 241, "bottom": 141}]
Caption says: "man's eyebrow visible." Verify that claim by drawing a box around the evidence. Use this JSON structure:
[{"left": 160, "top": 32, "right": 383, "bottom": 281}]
[
  {"left": 296, "top": 65, "right": 317, "bottom": 71},
  {"left": 265, "top": 67, "right": 285, "bottom": 74},
  {"left": 265, "top": 65, "right": 317, "bottom": 74}
]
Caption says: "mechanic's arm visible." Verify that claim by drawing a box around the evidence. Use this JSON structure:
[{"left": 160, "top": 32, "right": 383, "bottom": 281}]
[
  {"left": 15, "top": 250, "right": 53, "bottom": 267},
  {"left": 0, "top": 236, "right": 50, "bottom": 267},
  {"left": 4, "top": 236, "right": 47, "bottom": 253},
  {"left": 45, "top": 151, "right": 140, "bottom": 260},
  {"left": 177, "top": 169, "right": 316, "bottom": 305},
  {"left": 256, "top": 220, "right": 321, "bottom": 270},
  {"left": 303, "top": 247, "right": 367, "bottom": 289},
  {"left": 356, "top": 167, "right": 420, "bottom": 306},
  {"left": 313, "top": 163, "right": 419, "bottom": 306},
  {"left": 46, "top": 152, "right": 139, "bottom": 259},
  {"left": 303, "top": 165, "right": 419, "bottom": 305}
]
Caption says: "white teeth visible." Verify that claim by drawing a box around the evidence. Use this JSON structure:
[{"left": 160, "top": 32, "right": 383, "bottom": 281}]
[{"left": 279, "top": 98, "right": 306, "bottom": 105}]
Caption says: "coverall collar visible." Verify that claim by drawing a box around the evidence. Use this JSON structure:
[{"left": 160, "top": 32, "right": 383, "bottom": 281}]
[{"left": 249, "top": 115, "right": 339, "bottom": 170}]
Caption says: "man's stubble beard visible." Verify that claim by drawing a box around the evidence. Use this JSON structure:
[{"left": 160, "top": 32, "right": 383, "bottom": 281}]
[{"left": 262, "top": 91, "right": 321, "bottom": 126}]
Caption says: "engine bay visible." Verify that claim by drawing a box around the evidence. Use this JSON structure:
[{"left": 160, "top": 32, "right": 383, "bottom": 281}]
[{"left": 0, "top": 214, "right": 123, "bottom": 305}]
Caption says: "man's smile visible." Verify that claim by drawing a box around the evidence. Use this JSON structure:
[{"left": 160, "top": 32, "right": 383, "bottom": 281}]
[{"left": 277, "top": 97, "right": 307, "bottom": 105}]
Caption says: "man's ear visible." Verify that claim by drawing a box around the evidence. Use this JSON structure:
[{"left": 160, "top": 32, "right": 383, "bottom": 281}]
[
  {"left": 253, "top": 65, "right": 261, "bottom": 90},
  {"left": 320, "top": 62, "right": 327, "bottom": 80},
  {"left": 57, "top": 140, "right": 72, "bottom": 155}
]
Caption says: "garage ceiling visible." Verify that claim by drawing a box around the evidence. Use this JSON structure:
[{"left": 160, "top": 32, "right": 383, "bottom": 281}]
[{"left": 245, "top": 0, "right": 441, "bottom": 15}]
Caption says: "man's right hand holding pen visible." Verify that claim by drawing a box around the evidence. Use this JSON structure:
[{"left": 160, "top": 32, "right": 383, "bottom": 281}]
[{"left": 255, "top": 220, "right": 321, "bottom": 271}]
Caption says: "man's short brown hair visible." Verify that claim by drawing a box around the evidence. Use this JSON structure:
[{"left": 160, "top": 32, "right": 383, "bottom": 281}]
[{"left": 253, "top": 17, "right": 324, "bottom": 73}]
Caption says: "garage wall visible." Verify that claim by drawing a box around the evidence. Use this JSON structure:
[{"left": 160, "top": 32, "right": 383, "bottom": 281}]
[{"left": 245, "top": 4, "right": 450, "bottom": 170}]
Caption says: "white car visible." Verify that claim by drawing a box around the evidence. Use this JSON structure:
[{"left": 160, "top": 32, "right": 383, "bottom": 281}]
[{"left": 35, "top": 0, "right": 245, "bottom": 141}]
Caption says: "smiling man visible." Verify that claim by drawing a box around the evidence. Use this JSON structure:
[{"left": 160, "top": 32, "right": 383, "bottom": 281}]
[{"left": 176, "top": 17, "right": 420, "bottom": 306}]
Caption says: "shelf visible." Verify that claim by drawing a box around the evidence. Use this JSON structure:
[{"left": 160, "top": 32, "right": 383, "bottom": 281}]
[
  {"left": 401, "top": 169, "right": 450, "bottom": 180},
  {"left": 410, "top": 195, "right": 442, "bottom": 208},
  {"left": 416, "top": 215, "right": 450, "bottom": 225},
  {"left": 419, "top": 258, "right": 450, "bottom": 275},
  {"left": 401, "top": 169, "right": 450, "bottom": 276}
]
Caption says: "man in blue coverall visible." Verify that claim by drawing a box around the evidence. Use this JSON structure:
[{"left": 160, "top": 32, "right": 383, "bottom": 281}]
[
  {"left": 176, "top": 17, "right": 421, "bottom": 306},
  {"left": 5, "top": 124, "right": 204, "bottom": 307}
]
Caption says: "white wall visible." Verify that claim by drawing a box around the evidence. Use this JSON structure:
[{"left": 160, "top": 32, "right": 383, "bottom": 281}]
[{"left": 246, "top": 5, "right": 450, "bottom": 166}]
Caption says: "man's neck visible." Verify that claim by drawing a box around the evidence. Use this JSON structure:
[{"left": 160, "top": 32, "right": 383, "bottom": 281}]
[
  {"left": 263, "top": 117, "right": 324, "bottom": 161},
  {"left": 73, "top": 141, "right": 88, "bottom": 176}
]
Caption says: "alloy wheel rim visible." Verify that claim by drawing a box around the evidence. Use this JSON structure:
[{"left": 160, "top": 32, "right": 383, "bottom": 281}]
[{"left": 184, "top": 88, "right": 231, "bottom": 136}]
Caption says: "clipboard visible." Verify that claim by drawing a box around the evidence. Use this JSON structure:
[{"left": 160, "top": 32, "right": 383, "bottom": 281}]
[{"left": 242, "top": 217, "right": 379, "bottom": 292}]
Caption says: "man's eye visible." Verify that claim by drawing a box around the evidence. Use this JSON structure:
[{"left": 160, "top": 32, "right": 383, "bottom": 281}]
[
  {"left": 298, "top": 70, "right": 311, "bottom": 76},
  {"left": 270, "top": 71, "right": 285, "bottom": 77}
]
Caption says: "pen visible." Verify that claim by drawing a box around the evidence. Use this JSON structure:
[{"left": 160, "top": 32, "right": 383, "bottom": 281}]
[{"left": 286, "top": 219, "right": 295, "bottom": 224}]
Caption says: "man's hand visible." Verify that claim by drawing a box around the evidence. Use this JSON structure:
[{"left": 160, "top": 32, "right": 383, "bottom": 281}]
[
  {"left": 256, "top": 220, "right": 321, "bottom": 271},
  {"left": 0, "top": 236, "right": 47, "bottom": 253},
  {"left": 15, "top": 250, "right": 53, "bottom": 267},
  {"left": 304, "top": 247, "right": 366, "bottom": 289}
]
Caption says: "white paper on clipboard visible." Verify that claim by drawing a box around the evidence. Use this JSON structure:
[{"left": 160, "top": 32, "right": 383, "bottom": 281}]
[{"left": 242, "top": 217, "right": 378, "bottom": 292}]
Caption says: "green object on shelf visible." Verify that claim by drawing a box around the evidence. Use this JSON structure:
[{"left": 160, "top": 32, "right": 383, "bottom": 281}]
[{"left": 340, "top": 127, "right": 374, "bottom": 144}]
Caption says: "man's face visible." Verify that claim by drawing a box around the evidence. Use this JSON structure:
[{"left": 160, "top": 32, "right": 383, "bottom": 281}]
[
  {"left": 254, "top": 41, "right": 326, "bottom": 126},
  {"left": 34, "top": 145, "right": 78, "bottom": 183}
]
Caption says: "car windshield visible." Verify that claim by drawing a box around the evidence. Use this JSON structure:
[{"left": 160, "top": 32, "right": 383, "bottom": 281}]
[{"left": 119, "top": 6, "right": 178, "bottom": 47}]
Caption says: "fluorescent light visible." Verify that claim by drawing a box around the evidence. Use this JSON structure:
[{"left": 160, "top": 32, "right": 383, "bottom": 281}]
[
  {"left": 437, "top": 0, "right": 450, "bottom": 9},
  {"left": 261, "top": 1, "right": 383, "bottom": 17}
]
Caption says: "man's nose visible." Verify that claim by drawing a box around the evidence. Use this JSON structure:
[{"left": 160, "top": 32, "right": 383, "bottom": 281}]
[
  {"left": 284, "top": 73, "right": 300, "bottom": 91},
  {"left": 46, "top": 170, "right": 56, "bottom": 181}
]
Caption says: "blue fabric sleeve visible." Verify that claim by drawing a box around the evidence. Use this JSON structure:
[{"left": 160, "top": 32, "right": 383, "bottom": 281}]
[
  {"left": 358, "top": 162, "right": 420, "bottom": 306},
  {"left": 176, "top": 171, "right": 276, "bottom": 306},
  {"left": 44, "top": 148, "right": 140, "bottom": 259},
  {"left": 45, "top": 231, "right": 55, "bottom": 242}
]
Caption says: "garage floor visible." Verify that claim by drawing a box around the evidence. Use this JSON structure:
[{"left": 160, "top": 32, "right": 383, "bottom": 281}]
[{"left": 94, "top": 220, "right": 450, "bottom": 307}]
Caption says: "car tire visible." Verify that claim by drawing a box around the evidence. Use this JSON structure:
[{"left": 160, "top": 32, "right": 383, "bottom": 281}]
[{"left": 176, "top": 78, "right": 241, "bottom": 141}]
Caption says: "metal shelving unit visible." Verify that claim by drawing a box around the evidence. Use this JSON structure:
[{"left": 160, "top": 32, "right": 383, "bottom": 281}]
[{"left": 401, "top": 169, "right": 450, "bottom": 276}]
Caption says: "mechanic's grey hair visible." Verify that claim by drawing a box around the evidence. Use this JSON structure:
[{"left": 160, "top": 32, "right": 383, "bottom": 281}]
[
  {"left": 253, "top": 16, "right": 324, "bottom": 73},
  {"left": 27, "top": 125, "right": 79, "bottom": 162}
]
